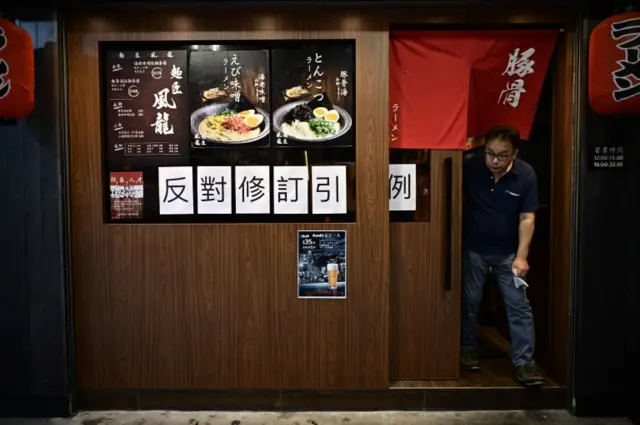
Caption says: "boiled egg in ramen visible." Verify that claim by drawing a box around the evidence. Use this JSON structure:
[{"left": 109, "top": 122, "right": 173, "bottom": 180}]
[
  {"left": 324, "top": 109, "right": 340, "bottom": 123},
  {"left": 313, "top": 107, "right": 328, "bottom": 118},
  {"left": 243, "top": 113, "right": 264, "bottom": 129}
]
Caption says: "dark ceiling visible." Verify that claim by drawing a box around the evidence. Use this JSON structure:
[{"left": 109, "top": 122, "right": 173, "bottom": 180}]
[{"left": 0, "top": 0, "right": 633, "bottom": 21}]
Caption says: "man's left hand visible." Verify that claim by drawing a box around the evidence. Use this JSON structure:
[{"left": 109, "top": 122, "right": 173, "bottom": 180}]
[{"left": 512, "top": 257, "right": 530, "bottom": 277}]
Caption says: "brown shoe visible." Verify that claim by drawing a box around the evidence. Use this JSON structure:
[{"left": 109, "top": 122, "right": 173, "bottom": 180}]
[
  {"left": 515, "top": 363, "right": 544, "bottom": 387},
  {"left": 460, "top": 350, "right": 480, "bottom": 371}
]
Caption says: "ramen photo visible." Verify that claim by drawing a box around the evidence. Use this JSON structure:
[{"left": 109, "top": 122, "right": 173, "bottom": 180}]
[
  {"left": 198, "top": 108, "right": 265, "bottom": 143},
  {"left": 274, "top": 92, "right": 351, "bottom": 142},
  {"left": 281, "top": 105, "right": 341, "bottom": 140}
]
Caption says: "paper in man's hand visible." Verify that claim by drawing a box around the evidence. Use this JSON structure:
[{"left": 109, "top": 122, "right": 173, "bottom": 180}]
[{"left": 512, "top": 268, "right": 529, "bottom": 288}]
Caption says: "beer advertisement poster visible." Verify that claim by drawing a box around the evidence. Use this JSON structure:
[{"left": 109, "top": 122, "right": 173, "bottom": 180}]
[{"left": 297, "top": 230, "right": 347, "bottom": 299}]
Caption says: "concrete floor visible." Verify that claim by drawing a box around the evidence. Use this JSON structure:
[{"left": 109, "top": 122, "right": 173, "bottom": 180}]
[{"left": 0, "top": 410, "right": 632, "bottom": 425}]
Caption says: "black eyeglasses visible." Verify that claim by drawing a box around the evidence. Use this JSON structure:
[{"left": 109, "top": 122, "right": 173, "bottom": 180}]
[{"left": 485, "top": 149, "right": 512, "bottom": 162}]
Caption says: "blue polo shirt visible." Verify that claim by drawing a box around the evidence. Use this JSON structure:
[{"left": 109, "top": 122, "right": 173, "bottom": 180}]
[{"left": 462, "top": 155, "right": 538, "bottom": 256}]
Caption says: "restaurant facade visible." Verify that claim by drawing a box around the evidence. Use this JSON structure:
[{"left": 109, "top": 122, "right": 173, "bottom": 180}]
[{"left": 0, "top": 0, "right": 637, "bottom": 421}]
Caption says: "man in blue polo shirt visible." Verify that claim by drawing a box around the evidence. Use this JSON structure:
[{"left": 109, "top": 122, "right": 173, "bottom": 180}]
[{"left": 461, "top": 125, "right": 543, "bottom": 386}]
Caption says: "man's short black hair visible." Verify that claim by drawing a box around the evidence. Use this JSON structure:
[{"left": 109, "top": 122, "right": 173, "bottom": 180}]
[{"left": 485, "top": 125, "right": 520, "bottom": 150}]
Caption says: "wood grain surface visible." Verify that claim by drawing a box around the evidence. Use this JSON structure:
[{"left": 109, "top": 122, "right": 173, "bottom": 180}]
[
  {"left": 65, "top": 9, "right": 389, "bottom": 390},
  {"left": 390, "top": 150, "right": 463, "bottom": 380}
]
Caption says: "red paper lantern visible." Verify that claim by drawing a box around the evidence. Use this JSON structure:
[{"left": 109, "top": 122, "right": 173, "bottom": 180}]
[
  {"left": 589, "top": 11, "right": 640, "bottom": 115},
  {"left": 0, "top": 19, "right": 35, "bottom": 120}
]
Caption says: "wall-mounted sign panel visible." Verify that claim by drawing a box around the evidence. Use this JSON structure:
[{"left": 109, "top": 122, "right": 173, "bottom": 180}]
[{"left": 100, "top": 40, "right": 356, "bottom": 223}]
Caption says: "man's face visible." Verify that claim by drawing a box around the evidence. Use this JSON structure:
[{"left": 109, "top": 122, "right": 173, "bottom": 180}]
[{"left": 484, "top": 139, "right": 517, "bottom": 174}]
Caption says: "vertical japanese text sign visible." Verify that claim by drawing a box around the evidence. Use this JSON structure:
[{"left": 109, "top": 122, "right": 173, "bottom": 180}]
[
  {"left": 589, "top": 11, "right": 640, "bottom": 114},
  {"left": 468, "top": 30, "right": 559, "bottom": 140},
  {"left": 389, "top": 30, "right": 558, "bottom": 149},
  {"left": 0, "top": 19, "right": 35, "bottom": 119}
]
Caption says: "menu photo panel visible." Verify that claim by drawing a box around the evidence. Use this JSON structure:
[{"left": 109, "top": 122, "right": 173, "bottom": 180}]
[
  {"left": 189, "top": 47, "right": 271, "bottom": 149},
  {"left": 271, "top": 42, "right": 355, "bottom": 148},
  {"left": 100, "top": 41, "right": 356, "bottom": 224}
]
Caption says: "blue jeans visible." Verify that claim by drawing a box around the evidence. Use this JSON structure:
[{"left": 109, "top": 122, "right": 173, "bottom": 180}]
[{"left": 461, "top": 250, "right": 535, "bottom": 366}]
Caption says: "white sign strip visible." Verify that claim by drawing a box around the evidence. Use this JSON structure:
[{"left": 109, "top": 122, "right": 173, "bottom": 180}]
[
  {"left": 158, "top": 166, "right": 194, "bottom": 215},
  {"left": 273, "top": 166, "right": 309, "bottom": 214},
  {"left": 197, "top": 166, "right": 232, "bottom": 214},
  {"left": 312, "top": 166, "right": 347, "bottom": 215},
  {"left": 389, "top": 163, "right": 417, "bottom": 211},
  {"left": 235, "top": 166, "right": 271, "bottom": 214}
]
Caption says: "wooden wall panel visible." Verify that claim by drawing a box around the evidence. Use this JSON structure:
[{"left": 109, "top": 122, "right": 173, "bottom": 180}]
[{"left": 65, "top": 9, "right": 389, "bottom": 390}]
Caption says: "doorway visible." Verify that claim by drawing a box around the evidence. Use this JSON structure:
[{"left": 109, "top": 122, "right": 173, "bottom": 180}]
[{"left": 389, "top": 28, "right": 574, "bottom": 390}]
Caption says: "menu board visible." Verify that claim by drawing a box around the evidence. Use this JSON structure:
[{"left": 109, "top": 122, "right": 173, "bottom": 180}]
[
  {"left": 104, "top": 50, "right": 189, "bottom": 162},
  {"left": 100, "top": 41, "right": 356, "bottom": 224}
]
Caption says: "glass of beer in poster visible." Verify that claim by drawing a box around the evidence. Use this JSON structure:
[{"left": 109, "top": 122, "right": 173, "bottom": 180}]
[{"left": 327, "top": 260, "right": 339, "bottom": 289}]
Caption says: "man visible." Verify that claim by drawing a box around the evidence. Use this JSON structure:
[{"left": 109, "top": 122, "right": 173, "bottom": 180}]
[{"left": 460, "top": 125, "right": 543, "bottom": 386}]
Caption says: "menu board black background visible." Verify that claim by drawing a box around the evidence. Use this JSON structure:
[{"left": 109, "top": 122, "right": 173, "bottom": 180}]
[
  {"left": 271, "top": 43, "right": 355, "bottom": 148},
  {"left": 99, "top": 40, "right": 356, "bottom": 224},
  {"left": 103, "top": 50, "right": 190, "bottom": 166}
]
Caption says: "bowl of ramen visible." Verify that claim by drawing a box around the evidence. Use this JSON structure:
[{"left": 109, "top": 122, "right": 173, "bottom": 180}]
[
  {"left": 272, "top": 93, "right": 352, "bottom": 142},
  {"left": 190, "top": 102, "right": 270, "bottom": 144}
]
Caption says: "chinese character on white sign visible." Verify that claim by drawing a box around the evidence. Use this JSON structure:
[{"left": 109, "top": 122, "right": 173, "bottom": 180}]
[
  {"left": 273, "top": 166, "right": 309, "bottom": 214},
  {"left": 235, "top": 166, "right": 271, "bottom": 214},
  {"left": 197, "top": 166, "right": 232, "bottom": 214},
  {"left": 389, "top": 164, "right": 416, "bottom": 211},
  {"left": 312, "top": 166, "right": 347, "bottom": 215},
  {"left": 611, "top": 17, "right": 640, "bottom": 102},
  {"left": 158, "top": 166, "right": 194, "bottom": 215}
]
